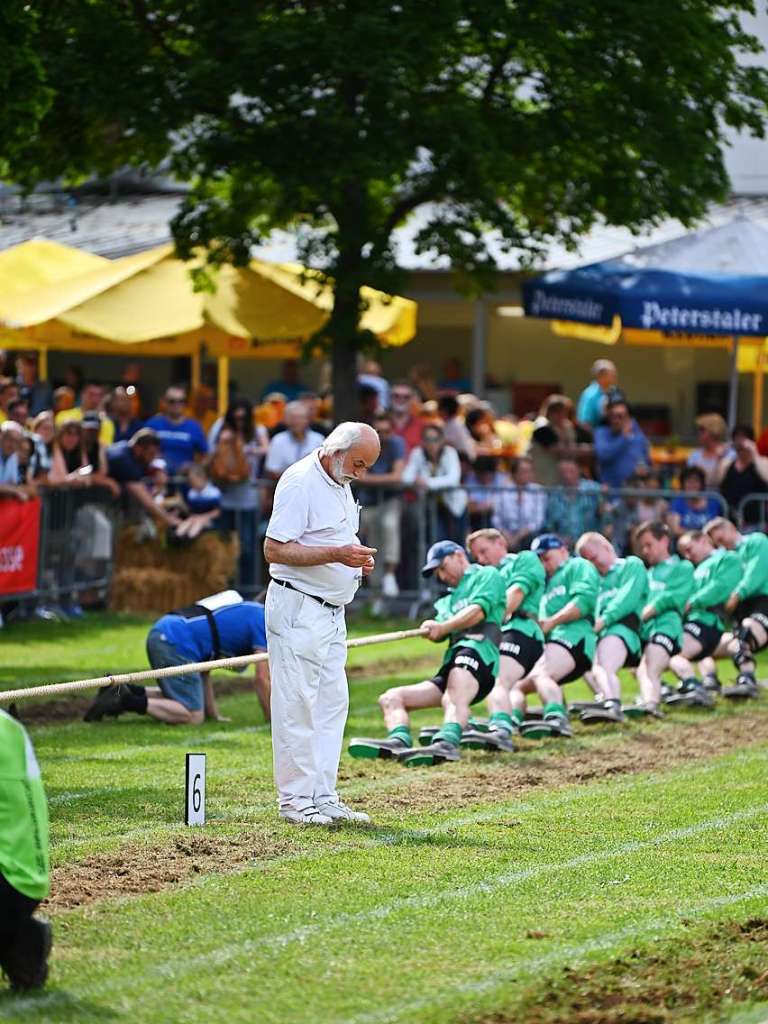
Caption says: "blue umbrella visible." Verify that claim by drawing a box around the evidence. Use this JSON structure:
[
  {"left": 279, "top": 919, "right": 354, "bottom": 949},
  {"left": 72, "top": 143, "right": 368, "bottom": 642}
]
[{"left": 522, "top": 217, "right": 768, "bottom": 424}]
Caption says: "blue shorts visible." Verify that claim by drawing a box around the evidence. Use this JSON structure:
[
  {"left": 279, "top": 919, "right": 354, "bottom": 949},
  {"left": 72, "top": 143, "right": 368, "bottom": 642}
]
[{"left": 146, "top": 629, "right": 204, "bottom": 711}]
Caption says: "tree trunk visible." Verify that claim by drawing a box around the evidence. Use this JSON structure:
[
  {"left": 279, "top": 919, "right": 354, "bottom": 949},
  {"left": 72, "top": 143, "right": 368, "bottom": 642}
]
[{"left": 327, "top": 254, "right": 366, "bottom": 425}]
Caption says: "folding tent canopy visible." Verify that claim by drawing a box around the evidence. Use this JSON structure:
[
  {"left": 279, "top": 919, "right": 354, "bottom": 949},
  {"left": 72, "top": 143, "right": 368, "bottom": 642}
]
[
  {"left": 0, "top": 242, "right": 418, "bottom": 410},
  {"left": 523, "top": 218, "right": 768, "bottom": 429}
]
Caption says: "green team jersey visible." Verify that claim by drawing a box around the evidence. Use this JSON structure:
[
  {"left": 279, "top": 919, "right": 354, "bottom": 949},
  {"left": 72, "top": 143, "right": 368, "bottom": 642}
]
[
  {"left": 539, "top": 556, "right": 600, "bottom": 656},
  {"left": 0, "top": 709, "right": 49, "bottom": 900},
  {"left": 734, "top": 533, "right": 768, "bottom": 600},
  {"left": 596, "top": 556, "right": 649, "bottom": 656},
  {"left": 686, "top": 548, "right": 742, "bottom": 629},
  {"left": 498, "top": 551, "right": 545, "bottom": 642},
  {"left": 640, "top": 555, "right": 694, "bottom": 643},
  {"left": 434, "top": 563, "right": 507, "bottom": 675}
]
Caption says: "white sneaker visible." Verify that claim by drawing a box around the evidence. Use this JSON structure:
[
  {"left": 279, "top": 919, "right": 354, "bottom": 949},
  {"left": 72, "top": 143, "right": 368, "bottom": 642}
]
[
  {"left": 381, "top": 573, "right": 399, "bottom": 598},
  {"left": 316, "top": 798, "right": 371, "bottom": 824},
  {"left": 280, "top": 806, "right": 335, "bottom": 826}
]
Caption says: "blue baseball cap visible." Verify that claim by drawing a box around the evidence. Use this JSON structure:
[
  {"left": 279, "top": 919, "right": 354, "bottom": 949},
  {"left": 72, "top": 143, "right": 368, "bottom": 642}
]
[
  {"left": 531, "top": 533, "right": 565, "bottom": 556},
  {"left": 421, "top": 540, "right": 465, "bottom": 577}
]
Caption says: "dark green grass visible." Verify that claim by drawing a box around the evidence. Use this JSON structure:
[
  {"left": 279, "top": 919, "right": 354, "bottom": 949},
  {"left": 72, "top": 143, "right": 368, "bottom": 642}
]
[{"left": 1, "top": 615, "right": 767, "bottom": 1023}]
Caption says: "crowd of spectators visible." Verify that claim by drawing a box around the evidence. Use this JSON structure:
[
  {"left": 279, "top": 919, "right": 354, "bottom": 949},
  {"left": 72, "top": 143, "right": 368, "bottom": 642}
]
[{"left": 2, "top": 349, "right": 767, "bottom": 617}]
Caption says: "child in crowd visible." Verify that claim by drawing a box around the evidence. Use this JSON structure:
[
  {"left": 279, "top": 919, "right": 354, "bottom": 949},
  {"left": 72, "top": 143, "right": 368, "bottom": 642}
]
[{"left": 175, "top": 464, "right": 222, "bottom": 539}]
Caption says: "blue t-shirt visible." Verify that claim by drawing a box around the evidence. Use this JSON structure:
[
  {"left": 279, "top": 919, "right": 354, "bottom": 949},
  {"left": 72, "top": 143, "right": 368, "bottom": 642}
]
[
  {"left": 577, "top": 381, "right": 605, "bottom": 427},
  {"left": 153, "top": 602, "right": 267, "bottom": 661},
  {"left": 144, "top": 416, "right": 208, "bottom": 473},
  {"left": 669, "top": 495, "right": 722, "bottom": 530}
]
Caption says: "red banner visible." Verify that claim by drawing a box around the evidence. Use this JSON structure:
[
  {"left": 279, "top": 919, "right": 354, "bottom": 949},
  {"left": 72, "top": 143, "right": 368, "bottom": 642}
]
[{"left": 0, "top": 497, "right": 41, "bottom": 596}]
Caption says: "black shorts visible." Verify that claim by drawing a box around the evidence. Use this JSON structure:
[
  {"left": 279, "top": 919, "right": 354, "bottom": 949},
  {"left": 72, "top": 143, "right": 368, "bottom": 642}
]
[
  {"left": 645, "top": 632, "right": 680, "bottom": 658},
  {"left": 683, "top": 620, "right": 722, "bottom": 659},
  {"left": 735, "top": 595, "right": 768, "bottom": 633},
  {"left": 499, "top": 630, "right": 544, "bottom": 676},
  {"left": 546, "top": 638, "right": 593, "bottom": 686},
  {"left": 430, "top": 646, "right": 495, "bottom": 705}
]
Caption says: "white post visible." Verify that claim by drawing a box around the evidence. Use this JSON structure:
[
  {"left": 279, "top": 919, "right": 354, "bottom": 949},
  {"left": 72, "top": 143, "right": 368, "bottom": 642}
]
[
  {"left": 472, "top": 299, "right": 488, "bottom": 397},
  {"left": 727, "top": 336, "right": 740, "bottom": 431}
]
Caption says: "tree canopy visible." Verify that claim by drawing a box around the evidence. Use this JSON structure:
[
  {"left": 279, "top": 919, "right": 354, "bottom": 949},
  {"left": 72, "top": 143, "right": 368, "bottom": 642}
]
[{"left": 3, "top": 1, "right": 768, "bottom": 416}]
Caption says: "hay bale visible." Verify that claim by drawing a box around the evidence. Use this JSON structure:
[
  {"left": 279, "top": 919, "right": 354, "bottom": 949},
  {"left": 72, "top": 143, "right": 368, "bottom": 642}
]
[{"left": 111, "top": 529, "right": 240, "bottom": 614}]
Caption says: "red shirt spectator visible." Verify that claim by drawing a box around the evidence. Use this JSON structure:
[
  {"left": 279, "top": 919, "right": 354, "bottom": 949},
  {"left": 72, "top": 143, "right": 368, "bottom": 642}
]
[{"left": 389, "top": 382, "right": 424, "bottom": 454}]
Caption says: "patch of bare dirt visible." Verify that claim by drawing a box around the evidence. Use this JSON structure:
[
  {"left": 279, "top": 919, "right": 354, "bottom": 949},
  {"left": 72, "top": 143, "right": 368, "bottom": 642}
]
[
  {"left": 359, "top": 708, "right": 768, "bottom": 813},
  {"left": 464, "top": 918, "right": 768, "bottom": 1023},
  {"left": 47, "top": 829, "right": 294, "bottom": 911}
]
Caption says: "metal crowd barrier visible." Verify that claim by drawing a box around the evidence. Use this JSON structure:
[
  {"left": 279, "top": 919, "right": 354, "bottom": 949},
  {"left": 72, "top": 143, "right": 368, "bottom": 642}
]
[
  {"left": 0, "top": 485, "right": 119, "bottom": 614},
  {"left": 0, "top": 477, "right": 737, "bottom": 618},
  {"left": 736, "top": 493, "right": 768, "bottom": 531}
]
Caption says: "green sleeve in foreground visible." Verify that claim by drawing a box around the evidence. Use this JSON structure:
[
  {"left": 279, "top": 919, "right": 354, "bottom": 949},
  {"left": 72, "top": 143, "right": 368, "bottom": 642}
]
[
  {"left": 650, "top": 560, "right": 694, "bottom": 614},
  {"left": 507, "top": 551, "right": 545, "bottom": 597}
]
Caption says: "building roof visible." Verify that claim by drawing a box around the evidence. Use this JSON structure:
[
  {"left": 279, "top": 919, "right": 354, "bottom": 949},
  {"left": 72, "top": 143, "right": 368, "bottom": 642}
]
[{"left": 2, "top": 191, "right": 768, "bottom": 274}]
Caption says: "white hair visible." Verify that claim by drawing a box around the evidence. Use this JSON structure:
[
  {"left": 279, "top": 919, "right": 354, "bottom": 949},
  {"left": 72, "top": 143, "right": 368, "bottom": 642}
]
[{"left": 321, "top": 422, "right": 367, "bottom": 455}]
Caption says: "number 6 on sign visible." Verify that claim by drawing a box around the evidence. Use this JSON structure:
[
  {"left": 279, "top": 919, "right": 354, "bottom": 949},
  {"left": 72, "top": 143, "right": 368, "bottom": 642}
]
[{"left": 185, "top": 753, "right": 206, "bottom": 826}]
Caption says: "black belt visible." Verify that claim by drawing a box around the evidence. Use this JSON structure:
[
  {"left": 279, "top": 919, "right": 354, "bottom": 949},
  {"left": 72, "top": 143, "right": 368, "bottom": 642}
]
[
  {"left": 172, "top": 603, "right": 222, "bottom": 658},
  {"left": 271, "top": 578, "right": 341, "bottom": 610}
]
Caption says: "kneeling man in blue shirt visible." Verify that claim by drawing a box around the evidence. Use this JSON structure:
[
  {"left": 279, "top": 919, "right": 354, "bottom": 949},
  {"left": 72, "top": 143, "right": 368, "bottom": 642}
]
[{"left": 84, "top": 590, "right": 269, "bottom": 725}]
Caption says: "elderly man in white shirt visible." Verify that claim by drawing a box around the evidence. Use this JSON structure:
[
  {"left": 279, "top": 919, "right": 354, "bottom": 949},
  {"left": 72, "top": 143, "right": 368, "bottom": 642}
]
[
  {"left": 264, "top": 402, "right": 325, "bottom": 479},
  {"left": 264, "top": 421, "right": 380, "bottom": 826}
]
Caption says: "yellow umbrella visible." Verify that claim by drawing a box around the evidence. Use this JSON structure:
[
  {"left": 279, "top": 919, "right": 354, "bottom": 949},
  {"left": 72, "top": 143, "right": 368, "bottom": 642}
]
[
  {"left": 0, "top": 238, "right": 109, "bottom": 299},
  {"left": 0, "top": 243, "right": 417, "bottom": 347}
]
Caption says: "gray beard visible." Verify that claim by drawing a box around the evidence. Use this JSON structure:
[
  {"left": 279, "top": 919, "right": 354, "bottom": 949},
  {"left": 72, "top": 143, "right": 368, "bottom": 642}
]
[{"left": 330, "top": 453, "right": 354, "bottom": 484}]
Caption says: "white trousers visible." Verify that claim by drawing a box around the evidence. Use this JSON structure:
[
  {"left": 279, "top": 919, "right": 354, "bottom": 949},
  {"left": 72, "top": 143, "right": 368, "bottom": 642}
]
[{"left": 265, "top": 582, "right": 348, "bottom": 812}]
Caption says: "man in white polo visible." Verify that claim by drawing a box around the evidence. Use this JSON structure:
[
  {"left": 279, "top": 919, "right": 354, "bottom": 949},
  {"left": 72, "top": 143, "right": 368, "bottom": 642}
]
[{"left": 264, "top": 421, "right": 380, "bottom": 825}]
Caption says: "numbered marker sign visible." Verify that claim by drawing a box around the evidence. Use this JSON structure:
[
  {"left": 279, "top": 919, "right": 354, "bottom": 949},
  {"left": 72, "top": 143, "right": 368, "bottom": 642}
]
[{"left": 185, "top": 753, "right": 206, "bottom": 826}]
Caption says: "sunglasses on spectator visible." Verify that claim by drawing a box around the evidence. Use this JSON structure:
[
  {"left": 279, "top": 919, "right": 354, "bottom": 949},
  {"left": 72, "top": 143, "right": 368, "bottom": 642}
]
[
  {"left": 391, "top": 390, "right": 412, "bottom": 399},
  {"left": 166, "top": 397, "right": 185, "bottom": 404}
]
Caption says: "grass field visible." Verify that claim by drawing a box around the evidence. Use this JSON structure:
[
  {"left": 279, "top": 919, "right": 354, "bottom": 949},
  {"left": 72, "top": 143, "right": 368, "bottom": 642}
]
[{"left": 1, "top": 613, "right": 768, "bottom": 1024}]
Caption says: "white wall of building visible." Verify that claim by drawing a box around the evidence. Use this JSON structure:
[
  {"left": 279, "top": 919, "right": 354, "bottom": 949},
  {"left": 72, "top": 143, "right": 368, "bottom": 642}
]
[{"left": 723, "top": 8, "right": 768, "bottom": 194}]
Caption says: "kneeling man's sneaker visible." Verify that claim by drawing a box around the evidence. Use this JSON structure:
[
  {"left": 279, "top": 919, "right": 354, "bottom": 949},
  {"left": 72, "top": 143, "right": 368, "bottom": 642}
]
[
  {"left": 348, "top": 736, "right": 408, "bottom": 759},
  {"left": 316, "top": 798, "right": 371, "bottom": 824},
  {"left": 83, "top": 685, "right": 125, "bottom": 722},
  {"left": 460, "top": 728, "right": 515, "bottom": 753},
  {"left": 400, "top": 740, "right": 460, "bottom": 767},
  {"left": 280, "top": 806, "right": 335, "bottom": 826}
]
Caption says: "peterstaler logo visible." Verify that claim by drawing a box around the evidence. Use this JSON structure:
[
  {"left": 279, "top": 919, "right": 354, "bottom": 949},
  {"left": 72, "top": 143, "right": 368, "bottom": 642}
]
[
  {"left": 0, "top": 545, "right": 24, "bottom": 574},
  {"left": 530, "top": 289, "right": 604, "bottom": 323},
  {"left": 641, "top": 302, "right": 763, "bottom": 333}
]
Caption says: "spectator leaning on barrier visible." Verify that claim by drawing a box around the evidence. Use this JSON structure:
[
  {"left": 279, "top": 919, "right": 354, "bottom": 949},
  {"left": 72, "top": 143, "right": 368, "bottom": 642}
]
[
  {"left": 492, "top": 456, "right": 547, "bottom": 552},
  {"left": 689, "top": 413, "right": 731, "bottom": 486},
  {"left": 358, "top": 412, "right": 406, "bottom": 599},
  {"left": 437, "top": 394, "right": 477, "bottom": 462},
  {"left": 466, "top": 456, "right": 509, "bottom": 531},
  {"left": 546, "top": 458, "right": 603, "bottom": 547},
  {"left": 594, "top": 400, "right": 650, "bottom": 487},
  {"left": 107, "top": 428, "right": 180, "bottom": 529},
  {"left": 668, "top": 466, "right": 722, "bottom": 537},
  {"left": 715, "top": 424, "right": 768, "bottom": 526},
  {"left": 145, "top": 386, "right": 208, "bottom": 474},
  {"left": 49, "top": 419, "right": 119, "bottom": 498},
  {"left": 402, "top": 423, "right": 467, "bottom": 543},
  {"left": 0, "top": 708, "right": 52, "bottom": 992},
  {"left": 0, "top": 423, "right": 29, "bottom": 501},
  {"left": 264, "top": 401, "right": 324, "bottom": 479},
  {"left": 577, "top": 359, "right": 620, "bottom": 430}
]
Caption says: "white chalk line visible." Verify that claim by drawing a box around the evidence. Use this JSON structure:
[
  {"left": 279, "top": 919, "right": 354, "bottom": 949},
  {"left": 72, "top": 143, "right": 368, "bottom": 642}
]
[
  {"left": 135, "top": 801, "right": 768, "bottom": 986},
  {"left": 14, "top": 847, "right": 768, "bottom": 1020},
  {"left": 343, "top": 883, "right": 768, "bottom": 1024}
]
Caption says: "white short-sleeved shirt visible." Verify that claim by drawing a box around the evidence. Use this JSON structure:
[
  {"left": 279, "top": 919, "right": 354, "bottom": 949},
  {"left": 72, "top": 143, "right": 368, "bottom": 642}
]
[
  {"left": 266, "top": 450, "right": 361, "bottom": 605},
  {"left": 264, "top": 429, "right": 324, "bottom": 476}
]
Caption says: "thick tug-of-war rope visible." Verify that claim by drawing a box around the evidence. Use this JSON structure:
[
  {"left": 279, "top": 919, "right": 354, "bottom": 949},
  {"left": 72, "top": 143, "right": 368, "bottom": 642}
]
[{"left": 0, "top": 627, "right": 429, "bottom": 703}]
